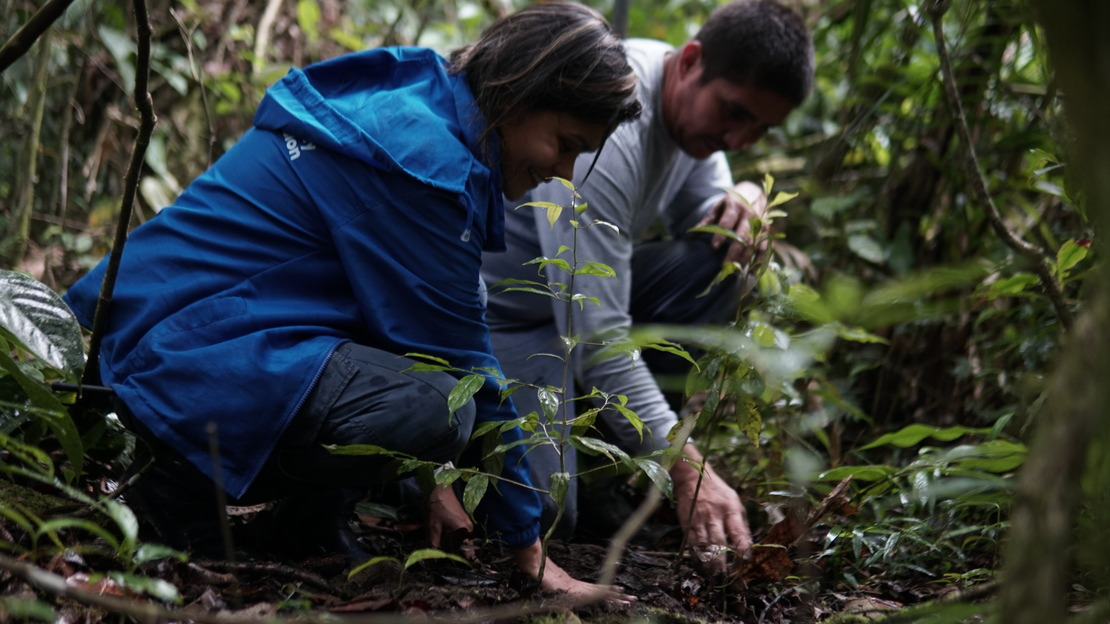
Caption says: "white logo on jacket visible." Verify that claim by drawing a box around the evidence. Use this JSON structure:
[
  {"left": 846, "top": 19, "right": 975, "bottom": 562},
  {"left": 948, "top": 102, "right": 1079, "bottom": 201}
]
[{"left": 283, "top": 133, "right": 317, "bottom": 161}]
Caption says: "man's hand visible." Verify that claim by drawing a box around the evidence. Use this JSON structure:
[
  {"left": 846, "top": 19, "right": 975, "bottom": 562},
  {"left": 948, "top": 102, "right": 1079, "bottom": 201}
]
[
  {"left": 512, "top": 539, "right": 636, "bottom": 605},
  {"left": 427, "top": 483, "right": 473, "bottom": 551},
  {"left": 671, "top": 443, "right": 752, "bottom": 575},
  {"left": 696, "top": 180, "right": 769, "bottom": 267}
]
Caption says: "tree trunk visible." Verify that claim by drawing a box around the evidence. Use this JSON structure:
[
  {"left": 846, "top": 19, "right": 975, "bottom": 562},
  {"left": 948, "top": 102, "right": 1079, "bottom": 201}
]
[{"left": 1000, "top": 0, "right": 1110, "bottom": 621}]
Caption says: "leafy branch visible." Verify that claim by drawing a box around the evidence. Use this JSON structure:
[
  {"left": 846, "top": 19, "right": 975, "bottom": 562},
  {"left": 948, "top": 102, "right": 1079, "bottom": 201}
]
[{"left": 927, "top": 0, "right": 1073, "bottom": 331}]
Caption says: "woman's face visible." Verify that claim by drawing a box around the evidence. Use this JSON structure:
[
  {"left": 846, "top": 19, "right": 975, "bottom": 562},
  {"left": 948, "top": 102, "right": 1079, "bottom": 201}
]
[{"left": 499, "top": 111, "right": 609, "bottom": 201}]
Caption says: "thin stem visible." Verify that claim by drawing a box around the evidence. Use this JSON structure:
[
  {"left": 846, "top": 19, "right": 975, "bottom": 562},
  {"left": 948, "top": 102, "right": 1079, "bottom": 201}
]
[{"left": 81, "top": 0, "right": 158, "bottom": 386}]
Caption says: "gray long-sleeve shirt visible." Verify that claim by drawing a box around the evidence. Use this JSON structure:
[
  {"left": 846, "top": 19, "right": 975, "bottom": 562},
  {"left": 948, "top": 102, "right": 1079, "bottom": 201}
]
[{"left": 482, "top": 39, "right": 733, "bottom": 456}]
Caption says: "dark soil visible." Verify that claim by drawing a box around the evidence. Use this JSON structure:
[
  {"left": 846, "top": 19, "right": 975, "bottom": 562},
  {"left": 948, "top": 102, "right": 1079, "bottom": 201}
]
[
  {"left": 0, "top": 472, "right": 965, "bottom": 623},
  {"left": 0, "top": 479, "right": 826, "bottom": 623},
  {"left": 130, "top": 507, "right": 823, "bottom": 624}
]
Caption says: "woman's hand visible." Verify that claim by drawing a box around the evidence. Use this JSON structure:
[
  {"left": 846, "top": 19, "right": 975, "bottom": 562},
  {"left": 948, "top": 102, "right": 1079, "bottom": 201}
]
[
  {"left": 427, "top": 483, "right": 474, "bottom": 551},
  {"left": 512, "top": 539, "right": 636, "bottom": 605}
]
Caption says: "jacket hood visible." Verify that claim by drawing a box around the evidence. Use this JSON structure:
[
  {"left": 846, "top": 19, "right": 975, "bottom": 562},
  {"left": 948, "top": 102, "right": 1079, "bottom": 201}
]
[{"left": 254, "top": 47, "right": 487, "bottom": 196}]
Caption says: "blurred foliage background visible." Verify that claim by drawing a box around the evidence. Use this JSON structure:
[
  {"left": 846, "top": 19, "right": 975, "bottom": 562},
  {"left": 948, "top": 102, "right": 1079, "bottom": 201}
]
[{"left": 0, "top": 0, "right": 1102, "bottom": 616}]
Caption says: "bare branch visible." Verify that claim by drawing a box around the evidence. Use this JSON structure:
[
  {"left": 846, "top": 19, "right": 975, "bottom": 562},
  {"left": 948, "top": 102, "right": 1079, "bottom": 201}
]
[
  {"left": 0, "top": 0, "right": 77, "bottom": 74},
  {"left": 81, "top": 0, "right": 158, "bottom": 386}
]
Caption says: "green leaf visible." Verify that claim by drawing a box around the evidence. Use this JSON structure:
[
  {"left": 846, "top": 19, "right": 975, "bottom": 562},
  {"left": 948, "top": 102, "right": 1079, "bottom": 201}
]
[
  {"left": 404, "top": 548, "right": 471, "bottom": 570},
  {"left": 587, "top": 219, "right": 620, "bottom": 237},
  {"left": 97, "top": 26, "right": 135, "bottom": 95},
  {"left": 518, "top": 200, "right": 563, "bottom": 211},
  {"left": 574, "top": 261, "right": 616, "bottom": 277},
  {"left": 546, "top": 203, "right": 564, "bottom": 229},
  {"left": 434, "top": 466, "right": 462, "bottom": 486},
  {"left": 549, "top": 471, "right": 570, "bottom": 506},
  {"left": 462, "top": 473, "right": 489, "bottom": 516},
  {"left": 986, "top": 273, "right": 1039, "bottom": 297},
  {"left": 448, "top": 374, "right": 484, "bottom": 418},
  {"left": 633, "top": 459, "right": 673, "bottom": 500},
  {"left": 570, "top": 436, "right": 630, "bottom": 464},
  {"left": 296, "top": 0, "right": 321, "bottom": 42},
  {"left": 133, "top": 543, "right": 187, "bottom": 565},
  {"left": 107, "top": 571, "right": 181, "bottom": 603},
  {"left": 612, "top": 403, "right": 645, "bottom": 441},
  {"left": 642, "top": 340, "right": 698, "bottom": 368},
  {"left": 753, "top": 323, "right": 778, "bottom": 348},
  {"left": 570, "top": 293, "right": 601, "bottom": 309},
  {"left": 404, "top": 362, "right": 453, "bottom": 373},
  {"left": 0, "top": 350, "right": 83, "bottom": 477},
  {"left": 328, "top": 27, "right": 364, "bottom": 51},
  {"left": 526, "top": 257, "right": 573, "bottom": 275},
  {"left": 93, "top": 497, "right": 139, "bottom": 560},
  {"left": 835, "top": 325, "right": 889, "bottom": 344},
  {"left": 537, "top": 386, "right": 560, "bottom": 421},
  {"left": 818, "top": 465, "right": 896, "bottom": 482},
  {"left": 767, "top": 190, "right": 799, "bottom": 208},
  {"left": 518, "top": 200, "right": 566, "bottom": 229},
  {"left": 402, "top": 353, "right": 451, "bottom": 366},
  {"left": 37, "top": 517, "right": 120, "bottom": 551},
  {"left": 950, "top": 440, "right": 1027, "bottom": 473},
  {"left": 0, "top": 597, "right": 55, "bottom": 621},
  {"left": 0, "top": 270, "right": 86, "bottom": 375},
  {"left": 469, "top": 417, "right": 524, "bottom": 440},
  {"left": 1055, "top": 239, "right": 1088, "bottom": 281},
  {"left": 859, "top": 424, "right": 990, "bottom": 451},
  {"left": 688, "top": 224, "right": 740, "bottom": 242},
  {"left": 550, "top": 176, "right": 576, "bottom": 192},
  {"left": 847, "top": 234, "right": 886, "bottom": 264},
  {"left": 324, "top": 443, "right": 408, "bottom": 458},
  {"left": 788, "top": 283, "right": 834, "bottom": 324},
  {"left": 348, "top": 555, "right": 402, "bottom": 579}
]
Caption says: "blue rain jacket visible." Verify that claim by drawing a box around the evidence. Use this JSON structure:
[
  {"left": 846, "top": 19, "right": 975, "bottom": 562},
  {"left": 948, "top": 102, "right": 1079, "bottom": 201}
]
[{"left": 64, "top": 47, "right": 541, "bottom": 547}]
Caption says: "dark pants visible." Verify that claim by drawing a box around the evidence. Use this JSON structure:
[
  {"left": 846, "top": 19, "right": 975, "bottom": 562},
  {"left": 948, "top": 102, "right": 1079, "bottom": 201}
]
[
  {"left": 123, "top": 342, "right": 476, "bottom": 554},
  {"left": 489, "top": 237, "right": 741, "bottom": 537}
]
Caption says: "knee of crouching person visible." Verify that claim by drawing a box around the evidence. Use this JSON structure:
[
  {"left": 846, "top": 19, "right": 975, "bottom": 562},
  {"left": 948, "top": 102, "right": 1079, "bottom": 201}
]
[{"left": 400, "top": 371, "right": 477, "bottom": 461}]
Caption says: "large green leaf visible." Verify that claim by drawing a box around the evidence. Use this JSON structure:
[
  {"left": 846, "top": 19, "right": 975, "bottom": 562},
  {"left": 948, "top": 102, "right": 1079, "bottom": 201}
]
[
  {"left": 0, "top": 271, "right": 86, "bottom": 377},
  {"left": 447, "top": 373, "right": 484, "bottom": 419},
  {"left": 462, "top": 473, "right": 489, "bottom": 516},
  {"left": 859, "top": 424, "right": 992, "bottom": 451}
]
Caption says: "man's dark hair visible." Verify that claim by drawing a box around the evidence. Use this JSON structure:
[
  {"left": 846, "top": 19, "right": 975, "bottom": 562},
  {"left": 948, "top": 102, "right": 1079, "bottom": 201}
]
[
  {"left": 449, "top": 1, "right": 642, "bottom": 145},
  {"left": 695, "top": 0, "right": 815, "bottom": 105}
]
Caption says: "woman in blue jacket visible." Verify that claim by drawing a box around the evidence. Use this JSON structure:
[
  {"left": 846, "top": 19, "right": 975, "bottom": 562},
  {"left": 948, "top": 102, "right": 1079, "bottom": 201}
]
[{"left": 63, "top": 1, "right": 640, "bottom": 600}]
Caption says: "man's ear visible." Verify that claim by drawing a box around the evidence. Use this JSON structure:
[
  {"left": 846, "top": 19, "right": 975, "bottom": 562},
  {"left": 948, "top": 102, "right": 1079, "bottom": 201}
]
[{"left": 677, "top": 41, "right": 704, "bottom": 77}]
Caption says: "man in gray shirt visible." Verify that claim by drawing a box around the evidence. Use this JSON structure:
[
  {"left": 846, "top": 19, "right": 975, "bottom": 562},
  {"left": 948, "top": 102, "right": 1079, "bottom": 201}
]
[{"left": 481, "top": 0, "right": 814, "bottom": 573}]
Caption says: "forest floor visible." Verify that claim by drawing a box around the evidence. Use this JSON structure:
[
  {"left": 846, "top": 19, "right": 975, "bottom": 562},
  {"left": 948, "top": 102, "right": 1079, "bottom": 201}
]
[{"left": 0, "top": 476, "right": 968, "bottom": 623}]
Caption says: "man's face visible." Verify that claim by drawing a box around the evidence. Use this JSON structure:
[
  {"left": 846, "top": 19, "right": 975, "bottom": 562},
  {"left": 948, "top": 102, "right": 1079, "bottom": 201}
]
[{"left": 663, "top": 42, "right": 797, "bottom": 160}]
